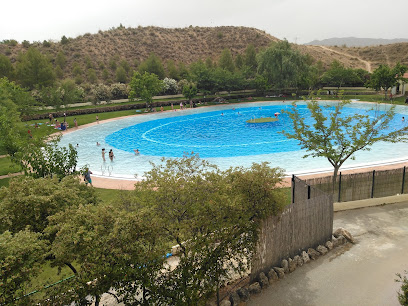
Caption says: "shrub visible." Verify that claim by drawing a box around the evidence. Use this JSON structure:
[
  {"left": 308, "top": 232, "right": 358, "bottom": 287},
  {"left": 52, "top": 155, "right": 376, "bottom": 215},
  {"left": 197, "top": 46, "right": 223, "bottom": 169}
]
[
  {"left": 90, "top": 83, "right": 112, "bottom": 104},
  {"left": 396, "top": 271, "right": 408, "bottom": 305},
  {"left": 161, "top": 77, "right": 178, "bottom": 95},
  {"left": 110, "top": 83, "right": 128, "bottom": 99},
  {"left": 43, "top": 40, "right": 51, "bottom": 47},
  {"left": 22, "top": 40, "right": 30, "bottom": 48},
  {"left": 61, "top": 35, "right": 69, "bottom": 45}
]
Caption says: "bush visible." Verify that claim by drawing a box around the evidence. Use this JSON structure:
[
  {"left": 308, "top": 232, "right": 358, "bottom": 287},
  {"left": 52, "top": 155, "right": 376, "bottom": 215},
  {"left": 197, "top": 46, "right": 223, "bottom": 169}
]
[
  {"left": 22, "top": 40, "right": 30, "bottom": 48},
  {"left": 110, "top": 83, "right": 129, "bottom": 99},
  {"left": 161, "top": 77, "right": 178, "bottom": 95},
  {"left": 90, "top": 83, "right": 112, "bottom": 104},
  {"left": 61, "top": 35, "right": 69, "bottom": 45},
  {"left": 396, "top": 271, "right": 408, "bottom": 305},
  {"left": 43, "top": 40, "right": 51, "bottom": 47}
]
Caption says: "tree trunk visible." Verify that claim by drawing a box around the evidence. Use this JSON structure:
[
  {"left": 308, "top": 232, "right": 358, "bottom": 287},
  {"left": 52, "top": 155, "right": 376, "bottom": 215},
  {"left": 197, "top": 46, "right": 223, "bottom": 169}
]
[
  {"left": 95, "top": 295, "right": 100, "bottom": 306},
  {"left": 64, "top": 262, "right": 77, "bottom": 274},
  {"left": 332, "top": 166, "right": 340, "bottom": 194}
]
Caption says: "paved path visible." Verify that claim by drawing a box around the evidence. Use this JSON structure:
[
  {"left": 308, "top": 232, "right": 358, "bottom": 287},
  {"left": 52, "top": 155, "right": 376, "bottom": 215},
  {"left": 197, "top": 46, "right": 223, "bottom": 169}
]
[{"left": 247, "top": 201, "right": 408, "bottom": 306}]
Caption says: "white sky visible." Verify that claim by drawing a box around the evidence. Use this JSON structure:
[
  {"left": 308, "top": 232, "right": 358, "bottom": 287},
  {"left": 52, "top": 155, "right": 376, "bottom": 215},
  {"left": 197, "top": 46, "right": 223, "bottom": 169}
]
[{"left": 2, "top": 0, "right": 407, "bottom": 44}]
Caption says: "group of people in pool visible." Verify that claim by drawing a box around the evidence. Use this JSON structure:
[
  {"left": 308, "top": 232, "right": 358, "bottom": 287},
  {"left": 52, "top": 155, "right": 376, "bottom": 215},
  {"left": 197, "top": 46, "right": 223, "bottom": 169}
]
[{"left": 100, "top": 147, "right": 140, "bottom": 162}]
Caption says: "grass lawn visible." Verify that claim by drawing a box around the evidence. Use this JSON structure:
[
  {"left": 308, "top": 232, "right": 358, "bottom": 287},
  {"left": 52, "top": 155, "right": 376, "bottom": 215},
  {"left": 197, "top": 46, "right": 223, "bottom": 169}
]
[
  {"left": 0, "top": 156, "right": 22, "bottom": 176},
  {"left": 0, "top": 177, "right": 11, "bottom": 188}
]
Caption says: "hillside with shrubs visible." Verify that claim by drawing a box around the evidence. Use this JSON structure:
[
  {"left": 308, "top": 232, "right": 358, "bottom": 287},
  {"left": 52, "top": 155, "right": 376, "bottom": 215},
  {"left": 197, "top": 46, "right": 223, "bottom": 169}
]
[{"left": 0, "top": 25, "right": 407, "bottom": 109}]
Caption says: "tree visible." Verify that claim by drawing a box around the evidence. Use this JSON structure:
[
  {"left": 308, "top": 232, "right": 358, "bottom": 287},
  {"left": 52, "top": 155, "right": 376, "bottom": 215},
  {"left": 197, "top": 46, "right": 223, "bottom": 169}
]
[
  {"left": 18, "top": 137, "right": 79, "bottom": 180},
  {"left": 138, "top": 53, "right": 165, "bottom": 79},
  {"left": 366, "top": 63, "right": 408, "bottom": 99},
  {"left": 55, "top": 51, "right": 67, "bottom": 69},
  {"left": 131, "top": 155, "right": 286, "bottom": 304},
  {"left": 0, "top": 176, "right": 97, "bottom": 234},
  {"left": 115, "top": 65, "right": 127, "bottom": 83},
  {"left": 129, "top": 71, "right": 162, "bottom": 108},
  {"left": 162, "top": 77, "right": 178, "bottom": 95},
  {"left": 166, "top": 59, "right": 179, "bottom": 80},
  {"left": 0, "top": 230, "right": 48, "bottom": 305},
  {"left": 218, "top": 48, "right": 235, "bottom": 72},
  {"left": 244, "top": 44, "right": 257, "bottom": 76},
  {"left": 182, "top": 82, "right": 198, "bottom": 102},
  {"left": 257, "top": 40, "right": 309, "bottom": 91},
  {"left": 0, "top": 78, "right": 34, "bottom": 156},
  {"left": 45, "top": 204, "right": 165, "bottom": 305},
  {"left": 0, "top": 54, "right": 15, "bottom": 80},
  {"left": 87, "top": 68, "right": 97, "bottom": 84},
  {"left": 321, "top": 60, "right": 360, "bottom": 89},
  {"left": 16, "top": 47, "right": 55, "bottom": 89},
  {"left": 282, "top": 96, "right": 408, "bottom": 189}
]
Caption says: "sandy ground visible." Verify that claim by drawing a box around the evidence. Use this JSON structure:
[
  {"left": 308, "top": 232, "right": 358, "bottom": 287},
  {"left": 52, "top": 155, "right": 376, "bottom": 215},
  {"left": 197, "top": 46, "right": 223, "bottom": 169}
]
[{"left": 247, "top": 202, "right": 408, "bottom": 306}]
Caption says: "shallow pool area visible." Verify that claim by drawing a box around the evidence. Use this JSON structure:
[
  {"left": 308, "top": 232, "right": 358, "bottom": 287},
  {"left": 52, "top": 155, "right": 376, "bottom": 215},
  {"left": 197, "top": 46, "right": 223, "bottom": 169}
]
[{"left": 58, "top": 101, "right": 408, "bottom": 179}]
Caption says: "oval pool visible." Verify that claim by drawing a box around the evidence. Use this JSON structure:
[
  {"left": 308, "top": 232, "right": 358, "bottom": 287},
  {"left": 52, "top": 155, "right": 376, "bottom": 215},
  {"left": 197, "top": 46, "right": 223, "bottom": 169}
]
[{"left": 59, "top": 101, "right": 408, "bottom": 178}]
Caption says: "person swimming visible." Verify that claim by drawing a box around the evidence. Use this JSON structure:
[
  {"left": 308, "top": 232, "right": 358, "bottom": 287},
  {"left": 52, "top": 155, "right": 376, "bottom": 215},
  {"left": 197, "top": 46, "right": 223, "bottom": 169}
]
[{"left": 133, "top": 149, "right": 140, "bottom": 155}]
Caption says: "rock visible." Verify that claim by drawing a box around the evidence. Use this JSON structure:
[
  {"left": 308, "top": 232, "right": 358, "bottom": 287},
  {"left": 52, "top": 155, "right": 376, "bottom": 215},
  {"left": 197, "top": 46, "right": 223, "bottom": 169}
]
[
  {"left": 237, "top": 288, "right": 250, "bottom": 302},
  {"left": 288, "top": 258, "right": 297, "bottom": 272},
  {"left": 273, "top": 267, "right": 285, "bottom": 279},
  {"left": 267, "top": 268, "right": 279, "bottom": 283},
  {"left": 258, "top": 272, "right": 269, "bottom": 288},
  {"left": 220, "top": 300, "right": 231, "bottom": 306},
  {"left": 248, "top": 282, "right": 262, "bottom": 295},
  {"left": 325, "top": 240, "right": 333, "bottom": 250},
  {"left": 294, "top": 255, "right": 303, "bottom": 267},
  {"left": 334, "top": 227, "right": 355, "bottom": 243},
  {"left": 336, "top": 235, "right": 347, "bottom": 245},
  {"left": 281, "top": 259, "right": 289, "bottom": 273},
  {"left": 307, "top": 248, "right": 320, "bottom": 260},
  {"left": 229, "top": 291, "right": 240, "bottom": 306},
  {"left": 317, "top": 245, "right": 328, "bottom": 255},
  {"left": 301, "top": 251, "right": 310, "bottom": 264}
]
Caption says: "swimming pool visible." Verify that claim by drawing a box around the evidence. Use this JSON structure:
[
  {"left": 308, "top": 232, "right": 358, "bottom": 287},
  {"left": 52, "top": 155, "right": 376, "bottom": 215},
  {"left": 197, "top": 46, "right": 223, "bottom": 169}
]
[{"left": 59, "top": 101, "right": 408, "bottom": 178}]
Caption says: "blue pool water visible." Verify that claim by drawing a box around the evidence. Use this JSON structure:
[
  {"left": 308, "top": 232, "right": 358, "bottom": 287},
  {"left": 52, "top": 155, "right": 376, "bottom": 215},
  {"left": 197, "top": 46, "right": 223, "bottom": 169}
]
[{"left": 59, "top": 101, "right": 408, "bottom": 178}]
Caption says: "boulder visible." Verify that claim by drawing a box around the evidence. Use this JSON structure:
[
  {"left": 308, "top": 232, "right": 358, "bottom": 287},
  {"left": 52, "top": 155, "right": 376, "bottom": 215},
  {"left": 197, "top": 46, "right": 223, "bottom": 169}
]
[
  {"left": 325, "top": 240, "right": 333, "bottom": 250},
  {"left": 267, "top": 268, "right": 279, "bottom": 283},
  {"left": 288, "top": 258, "right": 297, "bottom": 272},
  {"left": 237, "top": 288, "right": 250, "bottom": 302},
  {"left": 317, "top": 245, "right": 328, "bottom": 255},
  {"left": 307, "top": 248, "right": 320, "bottom": 260},
  {"left": 258, "top": 272, "right": 269, "bottom": 288},
  {"left": 301, "top": 251, "right": 310, "bottom": 264},
  {"left": 229, "top": 291, "right": 240, "bottom": 306},
  {"left": 273, "top": 267, "right": 285, "bottom": 279},
  {"left": 334, "top": 227, "right": 355, "bottom": 243},
  {"left": 294, "top": 255, "right": 303, "bottom": 267},
  {"left": 281, "top": 259, "right": 289, "bottom": 273},
  {"left": 248, "top": 282, "right": 262, "bottom": 295}
]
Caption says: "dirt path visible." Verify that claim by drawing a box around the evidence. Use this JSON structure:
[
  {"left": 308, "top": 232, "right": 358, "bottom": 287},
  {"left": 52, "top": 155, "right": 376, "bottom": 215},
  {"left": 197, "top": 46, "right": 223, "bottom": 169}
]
[{"left": 319, "top": 45, "right": 372, "bottom": 72}]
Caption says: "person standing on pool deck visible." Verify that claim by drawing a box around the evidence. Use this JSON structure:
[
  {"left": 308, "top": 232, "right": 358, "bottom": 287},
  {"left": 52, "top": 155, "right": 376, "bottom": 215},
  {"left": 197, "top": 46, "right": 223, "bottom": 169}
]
[
  {"left": 96, "top": 115, "right": 99, "bottom": 124},
  {"left": 102, "top": 148, "right": 106, "bottom": 162},
  {"left": 84, "top": 168, "right": 93, "bottom": 186},
  {"left": 109, "top": 149, "right": 114, "bottom": 161},
  {"left": 74, "top": 118, "right": 78, "bottom": 128}
]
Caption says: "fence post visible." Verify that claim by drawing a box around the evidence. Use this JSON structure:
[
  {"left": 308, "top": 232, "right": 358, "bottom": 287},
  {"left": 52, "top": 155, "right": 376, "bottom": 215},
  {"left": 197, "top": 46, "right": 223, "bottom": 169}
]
[
  {"left": 338, "top": 172, "right": 342, "bottom": 202},
  {"left": 308, "top": 185, "right": 311, "bottom": 199},
  {"left": 402, "top": 166, "right": 406, "bottom": 194},
  {"left": 371, "top": 170, "right": 375, "bottom": 198},
  {"left": 292, "top": 175, "right": 295, "bottom": 204}
]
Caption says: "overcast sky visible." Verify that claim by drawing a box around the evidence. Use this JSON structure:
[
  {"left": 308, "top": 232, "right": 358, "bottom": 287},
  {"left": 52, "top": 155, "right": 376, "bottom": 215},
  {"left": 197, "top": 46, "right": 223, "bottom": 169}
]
[{"left": 2, "top": 0, "right": 407, "bottom": 44}]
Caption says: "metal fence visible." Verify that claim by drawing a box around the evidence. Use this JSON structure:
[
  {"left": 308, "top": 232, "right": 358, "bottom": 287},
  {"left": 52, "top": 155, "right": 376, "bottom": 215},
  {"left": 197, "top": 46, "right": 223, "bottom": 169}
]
[
  {"left": 304, "top": 166, "right": 408, "bottom": 202},
  {"left": 251, "top": 176, "right": 333, "bottom": 280}
]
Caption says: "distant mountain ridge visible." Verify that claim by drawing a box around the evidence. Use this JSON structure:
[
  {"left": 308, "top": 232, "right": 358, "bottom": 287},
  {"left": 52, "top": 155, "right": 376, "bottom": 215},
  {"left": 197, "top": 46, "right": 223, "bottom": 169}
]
[{"left": 305, "top": 37, "right": 408, "bottom": 47}]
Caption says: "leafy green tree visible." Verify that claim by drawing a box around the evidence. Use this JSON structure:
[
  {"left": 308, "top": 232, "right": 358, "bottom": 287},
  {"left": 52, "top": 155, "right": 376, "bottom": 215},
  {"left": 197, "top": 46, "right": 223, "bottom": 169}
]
[
  {"left": 55, "top": 65, "right": 63, "bottom": 79},
  {"left": 60, "top": 35, "right": 69, "bottom": 45},
  {"left": 0, "top": 77, "right": 36, "bottom": 116},
  {"left": 190, "top": 60, "right": 217, "bottom": 94},
  {"left": 0, "top": 176, "right": 97, "bottom": 234},
  {"left": 244, "top": 44, "right": 258, "bottom": 76},
  {"left": 72, "top": 62, "right": 82, "bottom": 77},
  {"left": 166, "top": 59, "right": 179, "bottom": 80},
  {"left": 18, "top": 137, "right": 78, "bottom": 180},
  {"left": 55, "top": 51, "right": 67, "bottom": 69},
  {"left": 46, "top": 204, "right": 165, "bottom": 306},
  {"left": 131, "top": 155, "right": 286, "bottom": 304},
  {"left": 84, "top": 55, "right": 93, "bottom": 69},
  {"left": 87, "top": 68, "right": 97, "bottom": 84},
  {"left": 218, "top": 48, "right": 235, "bottom": 72},
  {"left": 129, "top": 71, "right": 162, "bottom": 108},
  {"left": 235, "top": 53, "right": 244, "bottom": 70},
  {"left": 0, "top": 54, "right": 15, "bottom": 80},
  {"left": 115, "top": 65, "right": 127, "bottom": 83},
  {"left": 119, "top": 59, "right": 130, "bottom": 73},
  {"left": 182, "top": 82, "right": 198, "bottom": 102},
  {"left": 257, "top": 40, "right": 309, "bottom": 91},
  {"left": 321, "top": 60, "right": 360, "bottom": 89},
  {"left": 139, "top": 53, "right": 165, "bottom": 79},
  {"left": 60, "top": 79, "right": 84, "bottom": 105},
  {"left": 282, "top": 96, "right": 408, "bottom": 189},
  {"left": 109, "top": 57, "right": 117, "bottom": 71},
  {"left": 16, "top": 47, "right": 55, "bottom": 89},
  {"left": 366, "top": 63, "right": 408, "bottom": 99},
  {"left": 0, "top": 229, "right": 48, "bottom": 305}
]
